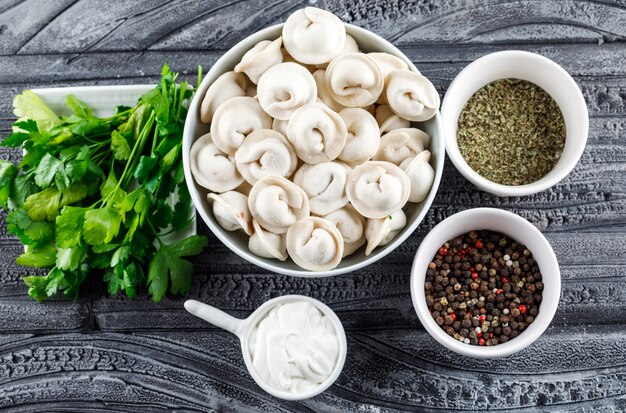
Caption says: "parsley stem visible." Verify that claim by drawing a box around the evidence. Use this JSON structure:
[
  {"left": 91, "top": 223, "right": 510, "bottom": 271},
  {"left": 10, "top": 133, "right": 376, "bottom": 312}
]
[{"left": 117, "top": 111, "right": 156, "bottom": 190}]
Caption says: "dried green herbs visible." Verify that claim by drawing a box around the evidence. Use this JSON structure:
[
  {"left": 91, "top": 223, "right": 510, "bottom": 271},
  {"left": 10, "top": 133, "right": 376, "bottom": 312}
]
[{"left": 457, "top": 79, "right": 566, "bottom": 186}]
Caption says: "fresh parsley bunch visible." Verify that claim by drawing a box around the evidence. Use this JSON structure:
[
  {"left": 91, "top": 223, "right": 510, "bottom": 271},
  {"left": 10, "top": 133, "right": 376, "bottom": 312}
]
[{"left": 0, "top": 65, "right": 208, "bottom": 302}]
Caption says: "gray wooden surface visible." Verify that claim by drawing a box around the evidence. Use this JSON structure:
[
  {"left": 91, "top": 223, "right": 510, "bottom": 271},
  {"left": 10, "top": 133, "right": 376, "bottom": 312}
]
[{"left": 1, "top": 0, "right": 625, "bottom": 411}]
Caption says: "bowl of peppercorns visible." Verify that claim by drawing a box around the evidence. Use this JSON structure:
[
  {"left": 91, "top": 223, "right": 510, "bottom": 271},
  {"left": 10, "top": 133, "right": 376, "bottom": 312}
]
[{"left": 410, "top": 208, "right": 560, "bottom": 358}]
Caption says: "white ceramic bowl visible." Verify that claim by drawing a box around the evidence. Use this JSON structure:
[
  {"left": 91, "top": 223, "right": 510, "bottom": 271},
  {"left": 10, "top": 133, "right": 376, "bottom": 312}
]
[
  {"left": 182, "top": 23, "right": 445, "bottom": 276},
  {"left": 410, "top": 208, "right": 561, "bottom": 358},
  {"left": 441, "top": 51, "right": 588, "bottom": 197},
  {"left": 184, "top": 295, "right": 347, "bottom": 400}
]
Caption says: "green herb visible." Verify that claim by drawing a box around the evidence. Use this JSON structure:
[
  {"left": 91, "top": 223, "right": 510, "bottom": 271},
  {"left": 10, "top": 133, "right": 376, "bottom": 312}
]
[
  {"left": 1, "top": 65, "right": 208, "bottom": 303},
  {"left": 457, "top": 79, "right": 566, "bottom": 186}
]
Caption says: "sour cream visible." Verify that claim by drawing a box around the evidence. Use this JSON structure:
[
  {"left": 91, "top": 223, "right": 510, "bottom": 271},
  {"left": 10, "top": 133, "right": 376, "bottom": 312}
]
[{"left": 248, "top": 300, "right": 340, "bottom": 394}]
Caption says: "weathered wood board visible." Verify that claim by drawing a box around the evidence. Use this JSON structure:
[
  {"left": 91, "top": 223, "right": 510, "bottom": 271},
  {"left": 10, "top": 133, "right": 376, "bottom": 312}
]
[{"left": 0, "top": 0, "right": 625, "bottom": 411}]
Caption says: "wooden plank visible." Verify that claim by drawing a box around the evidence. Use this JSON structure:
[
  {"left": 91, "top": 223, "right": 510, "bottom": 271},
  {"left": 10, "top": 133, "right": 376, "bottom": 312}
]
[
  {"left": 0, "top": 328, "right": 625, "bottom": 412},
  {"left": 3, "top": 0, "right": 626, "bottom": 55}
]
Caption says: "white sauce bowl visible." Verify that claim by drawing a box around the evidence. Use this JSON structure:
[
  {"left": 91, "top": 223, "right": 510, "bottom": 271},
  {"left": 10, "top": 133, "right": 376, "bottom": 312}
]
[
  {"left": 182, "top": 23, "right": 444, "bottom": 276},
  {"left": 184, "top": 295, "right": 347, "bottom": 400},
  {"left": 410, "top": 208, "right": 561, "bottom": 358},
  {"left": 441, "top": 50, "right": 588, "bottom": 197}
]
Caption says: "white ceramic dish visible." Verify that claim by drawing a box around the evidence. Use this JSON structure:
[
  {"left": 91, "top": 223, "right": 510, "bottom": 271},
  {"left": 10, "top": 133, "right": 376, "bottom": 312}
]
[
  {"left": 184, "top": 296, "right": 347, "bottom": 400},
  {"left": 410, "top": 208, "right": 561, "bottom": 358},
  {"left": 441, "top": 50, "right": 588, "bottom": 197},
  {"left": 182, "top": 23, "right": 445, "bottom": 277},
  {"left": 32, "top": 85, "right": 196, "bottom": 242}
]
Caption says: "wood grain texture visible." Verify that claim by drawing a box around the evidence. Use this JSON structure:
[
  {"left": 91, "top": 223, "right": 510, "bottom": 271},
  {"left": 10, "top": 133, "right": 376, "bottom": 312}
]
[{"left": 0, "top": 0, "right": 625, "bottom": 411}]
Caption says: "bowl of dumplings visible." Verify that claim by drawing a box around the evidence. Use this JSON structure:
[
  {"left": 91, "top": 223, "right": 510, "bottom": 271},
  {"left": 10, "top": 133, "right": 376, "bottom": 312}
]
[{"left": 182, "top": 7, "right": 444, "bottom": 276}]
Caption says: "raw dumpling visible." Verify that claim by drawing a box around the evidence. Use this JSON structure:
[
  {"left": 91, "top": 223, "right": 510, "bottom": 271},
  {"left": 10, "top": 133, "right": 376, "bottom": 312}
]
[
  {"left": 190, "top": 133, "right": 243, "bottom": 193},
  {"left": 346, "top": 161, "right": 410, "bottom": 219},
  {"left": 293, "top": 161, "right": 351, "bottom": 215},
  {"left": 385, "top": 70, "right": 440, "bottom": 122},
  {"left": 234, "top": 37, "right": 283, "bottom": 84},
  {"left": 400, "top": 150, "right": 435, "bottom": 203},
  {"left": 286, "top": 216, "right": 344, "bottom": 271},
  {"left": 257, "top": 62, "right": 317, "bottom": 120},
  {"left": 368, "top": 53, "right": 411, "bottom": 79},
  {"left": 286, "top": 102, "right": 347, "bottom": 164},
  {"left": 323, "top": 204, "right": 366, "bottom": 257},
  {"left": 272, "top": 118, "right": 289, "bottom": 137},
  {"left": 375, "top": 104, "right": 410, "bottom": 134},
  {"left": 248, "top": 175, "right": 310, "bottom": 234},
  {"left": 282, "top": 7, "right": 346, "bottom": 65},
  {"left": 374, "top": 128, "right": 430, "bottom": 165},
  {"left": 207, "top": 191, "right": 253, "bottom": 235},
  {"left": 313, "top": 69, "right": 345, "bottom": 113},
  {"left": 210, "top": 96, "right": 272, "bottom": 155},
  {"left": 316, "top": 34, "right": 359, "bottom": 69},
  {"left": 200, "top": 71, "right": 247, "bottom": 123},
  {"left": 234, "top": 129, "right": 298, "bottom": 185},
  {"left": 337, "top": 108, "right": 380, "bottom": 165},
  {"left": 248, "top": 219, "right": 288, "bottom": 261},
  {"left": 325, "top": 53, "right": 384, "bottom": 107},
  {"left": 364, "top": 210, "right": 407, "bottom": 256}
]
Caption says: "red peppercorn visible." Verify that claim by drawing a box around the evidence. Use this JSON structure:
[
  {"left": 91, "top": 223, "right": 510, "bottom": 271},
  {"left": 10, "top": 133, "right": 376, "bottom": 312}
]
[
  {"left": 477, "top": 332, "right": 482, "bottom": 338},
  {"left": 496, "top": 289, "right": 503, "bottom": 294},
  {"left": 478, "top": 338, "right": 486, "bottom": 346},
  {"left": 470, "top": 267, "right": 475, "bottom": 272},
  {"left": 475, "top": 240, "right": 484, "bottom": 249},
  {"left": 502, "top": 277, "right": 508, "bottom": 283},
  {"left": 471, "top": 272, "right": 479, "bottom": 279},
  {"left": 519, "top": 305, "right": 527, "bottom": 314},
  {"left": 450, "top": 313, "right": 457, "bottom": 321},
  {"left": 479, "top": 315, "right": 486, "bottom": 322},
  {"left": 439, "top": 247, "right": 448, "bottom": 256}
]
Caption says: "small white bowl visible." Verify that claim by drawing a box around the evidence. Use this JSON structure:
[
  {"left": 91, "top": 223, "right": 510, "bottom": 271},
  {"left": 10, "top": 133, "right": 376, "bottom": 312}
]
[
  {"left": 182, "top": 23, "right": 445, "bottom": 276},
  {"left": 410, "top": 208, "right": 561, "bottom": 358},
  {"left": 441, "top": 50, "right": 588, "bottom": 197},
  {"left": 184, "top": 295, "right": 347, "bottom": 400}
]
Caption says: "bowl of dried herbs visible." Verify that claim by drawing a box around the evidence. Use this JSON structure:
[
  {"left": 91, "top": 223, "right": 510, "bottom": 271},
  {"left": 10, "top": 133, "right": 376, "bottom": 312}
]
[{"left": 441, "top": 50, "right": 588, "bottom": 197}]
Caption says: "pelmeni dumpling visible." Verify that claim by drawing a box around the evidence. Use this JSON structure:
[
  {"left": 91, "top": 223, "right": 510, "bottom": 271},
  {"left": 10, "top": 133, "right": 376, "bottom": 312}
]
[
  {"left": 368, "top": 53, "right": 411, "bottom": 79},
  {"left": 337, "top": 108, "right": 380, "bottom": 165},
  {"left": 257, "top": 62, "right": 317, "bottom": 120},
  {"left": 385, "top": 70, "right": 440, "bottom": 121},
  {"left": 248, "top": 176, "right": 310, "bottom": 234},
  {"left": 210, "top": 96, "right": 272, "bottom": 155},
  {"left": 313, "top": 70, "right": 345, "bottom": 113},
  {"left": 234, "top": 37, "right": 283, "bottom": 84},
  {"left": 234, "top": 129, "right": 298, "bottom": 185},
  {"left": 364, "top": 210, "right": 407, "bottom": 256},
  {"left": 282, "top": 7, "right": 346, "bottom": 65},
  {"left": 325, "top": 53, "right": 384, "bottom": 107},
  {"left": 190, "top": 133, "right": 243, "bottom": 193},
  {"left": 374, "top": 128, "right": 430, "bottom": 165},
  {"left": 323, "top": 204, "right": 366, "bottom": 257},
  {"left": 200, "top": 71, "right": 247, "bottom": 123},
  {"left": 400, "top": 150, "right": 435, "bottom": 203},
  {"left": 286, "top": 217, "right": 344, "bottom": 271},
  {"left": 272, "top": 118, "right": 289, "bottom": 137},
  {"left": 316, "top": 34, "right": 359, "bottom": 69},
  {"left": 346, "top": 161, "right": 410, "bottom": 219},
  {"left": 207, "top": 191, "right": 253, "bottom": 235},
  {"left": 287, "top": 102, "right": 347, "bottom": 164},
  {"left": 376, "top": 104, "right": 410, "bottom": 134},
  {"left": 248, "top": 219, "right": 288, "bottom": 261},
  {"left": 293, "top": 161, "right": 351, "bottom": 215}
]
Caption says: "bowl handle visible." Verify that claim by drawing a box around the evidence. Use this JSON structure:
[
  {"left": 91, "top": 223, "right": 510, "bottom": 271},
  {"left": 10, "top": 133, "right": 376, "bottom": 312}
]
[{"left": 184, "top": 299, "right": 245, "bottom": 338}]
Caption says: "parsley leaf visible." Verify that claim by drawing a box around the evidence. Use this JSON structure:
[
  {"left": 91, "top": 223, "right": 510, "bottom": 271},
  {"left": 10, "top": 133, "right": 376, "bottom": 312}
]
[
  {"left": 148, "top": 235, "right": 208, "bottom": 302},
  {"left": 83, "top": 206, "right": 122, "bottom": 245},
  {"left": 7, "top": 209, "right": 54, "bottom": 247}
]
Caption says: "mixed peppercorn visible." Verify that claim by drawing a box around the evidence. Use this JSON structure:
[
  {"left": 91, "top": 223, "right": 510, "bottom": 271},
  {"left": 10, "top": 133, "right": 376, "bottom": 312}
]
[{"left": 425, "top": 230, "right": 543, "bottom": 346}]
